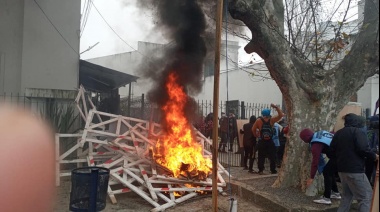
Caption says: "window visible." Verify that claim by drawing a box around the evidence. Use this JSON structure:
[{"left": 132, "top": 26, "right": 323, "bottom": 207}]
[{"left": 204, "top": 60, "right": 214, "bottom": 78}]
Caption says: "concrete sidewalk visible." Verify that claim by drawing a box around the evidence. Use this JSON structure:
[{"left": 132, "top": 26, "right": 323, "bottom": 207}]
[{"left": 224, "top": 167, "right": 358, "bottom": 212}]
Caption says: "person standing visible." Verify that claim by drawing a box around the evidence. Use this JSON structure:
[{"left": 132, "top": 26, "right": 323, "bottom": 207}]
[
  {"left": 228, "top": 111, "right": 238, "bottom": 152},
  {"left": 330, "top": 113, "right": 379, "bottom": 212},
  {"left": 218, "top": 112, "right": 228, "bottom": 153},
  {"left": 240, "top": 116, "right": 257, "bottom": 173},
  {"left": 204, "top": 113, "right": 214, "bottom": 139},
  {"left": 299, "top": 128, "right": 341, "bottom": 205},
  {"left": 252, "top": 104, "right": 284, "bottom": 174}
]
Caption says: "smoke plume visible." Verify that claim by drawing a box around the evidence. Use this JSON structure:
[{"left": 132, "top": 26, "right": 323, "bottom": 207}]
[{"left": 137, "top": 0, "right": 207, "bottom": 125}]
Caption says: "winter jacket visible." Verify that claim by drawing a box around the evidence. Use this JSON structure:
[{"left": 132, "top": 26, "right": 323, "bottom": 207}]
[
  {"left": 219, "top": 116, "right": 228, "bottom": 133},
  {"left": 242, "top": 123, "right": 256, "bottom": 148},
  {"left": 228, "top": 116, "right": 238, "bottom": 138},
  {"left": 240, "top": 116, "right": 257, "bottom": 148},
  {"left": 272, "top": 123, "right": 281, "bottom": 147},
  {"left": 330, "top": 113, "right": 377, "bottom": 173}
]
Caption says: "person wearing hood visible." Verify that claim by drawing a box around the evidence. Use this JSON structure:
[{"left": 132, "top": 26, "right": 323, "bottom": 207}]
[
  {"left": 240, "top": 115, "right": 257, "bottom": 173},
  {"left": 330, "top": 113, "right": 379, "bottom": 212},
  {"left": 299, "top": 128, "right": 341, "bottom": 205}
]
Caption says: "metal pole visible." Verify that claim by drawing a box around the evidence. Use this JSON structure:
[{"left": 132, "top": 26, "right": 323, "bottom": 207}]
[
  {"left": 371, "top": 161, "right": 379, "bottom": 212},
  {"left": 212, "top": 0, "right": 224, "bottom": 211},
  {"left": 127, "top": 83, "right": 132, "bottom": 117}
]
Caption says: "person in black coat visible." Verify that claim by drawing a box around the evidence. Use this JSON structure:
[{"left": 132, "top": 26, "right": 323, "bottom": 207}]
[
  {"left": 330, "top": 113, "right": 379, "bottom": 212},
  {"left": 240, "top": 116, "right": 257, "bottom": 173},
  {"left": 227, "top": 111, "right": 239, "bottom": 152}
]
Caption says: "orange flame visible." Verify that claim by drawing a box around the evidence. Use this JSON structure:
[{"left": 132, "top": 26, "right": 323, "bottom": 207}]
[{"left": 154, "top": 72, "right": 212, "bottom": 179}]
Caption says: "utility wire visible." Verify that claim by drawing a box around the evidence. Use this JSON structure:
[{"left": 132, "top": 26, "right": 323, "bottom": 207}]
[
  {"left": 91, "top": 1, "right": 142, "bottom": 55},
  {"left": 80, "top": 0, "right": 93, "bottom": 37},
  {"left": 33, "top": 0, "right": 79, "bottom": 55}
]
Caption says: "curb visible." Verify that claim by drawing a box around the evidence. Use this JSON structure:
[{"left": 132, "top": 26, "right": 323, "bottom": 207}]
[
  {"left": 228, "top": 179, "right": 351, "bottom": 212},
  {"left": 229, "top": 180, "right": 290, "bottom": 211}
]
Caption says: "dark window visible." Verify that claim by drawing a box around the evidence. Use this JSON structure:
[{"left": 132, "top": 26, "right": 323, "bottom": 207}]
[{"left": 204, "top": 60, "right": 214, "bottom": 78}]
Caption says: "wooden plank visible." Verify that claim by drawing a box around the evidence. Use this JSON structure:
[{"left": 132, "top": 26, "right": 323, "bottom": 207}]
[
  {"left": 111, "top": 173, "right": 161, "bottom": 208},
  {"left": 139, "top": 165, "right": 158, "bottom": 201}
]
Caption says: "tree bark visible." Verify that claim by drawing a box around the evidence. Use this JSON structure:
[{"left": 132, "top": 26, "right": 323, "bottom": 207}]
[{"left": 228, "top": 0, "right": 379, "bottom": 189}]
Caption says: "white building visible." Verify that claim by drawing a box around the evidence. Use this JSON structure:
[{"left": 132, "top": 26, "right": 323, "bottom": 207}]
[
  {"left": 86, "top": 42, "right": 165, "bottom": 98},
  {"left": 0, "top": 0, "right": 138, "bottom": 117},
  {"left": 0, "top": 0, "right": 81, "bottom": 97},
  {"left": 87, "top": 40, "right": 282, "bottom": 105},
  {"left": 87, "top": 0, "right": 377, "bottom": 117}
]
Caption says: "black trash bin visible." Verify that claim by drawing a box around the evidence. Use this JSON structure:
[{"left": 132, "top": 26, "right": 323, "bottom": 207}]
[{"left": 69, "top": 167, "right": 110, "bottom": 212}]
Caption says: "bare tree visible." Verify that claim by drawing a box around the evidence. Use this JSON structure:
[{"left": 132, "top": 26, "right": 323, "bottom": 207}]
[{"left": 228, "top": 0, "right": 379, "bottom": 189}]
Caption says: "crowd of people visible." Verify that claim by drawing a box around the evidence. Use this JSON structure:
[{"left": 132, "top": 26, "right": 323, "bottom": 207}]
[
  {"left": 194, "top": 106, "right": 379, "bottom": 211},
  {"left": 300, "top": 113, "right": 379, "bottom": 211},
  {"left": 194, "top": 104, "right": 288, "bottom": 174}
]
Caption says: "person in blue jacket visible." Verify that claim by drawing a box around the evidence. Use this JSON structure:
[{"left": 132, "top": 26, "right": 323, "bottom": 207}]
[{"left": 300, "top": 128, "right": 341, "bottom": 205}]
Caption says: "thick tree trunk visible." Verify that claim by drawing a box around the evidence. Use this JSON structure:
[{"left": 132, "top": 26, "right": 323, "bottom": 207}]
[{"left": 228, "top": 0, "right": 379, "bottom": 189}]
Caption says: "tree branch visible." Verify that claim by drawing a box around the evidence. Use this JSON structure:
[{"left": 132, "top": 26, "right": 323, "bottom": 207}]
[
  {"left": 229, "top": 0, "right": 319, "bottom": 98},
  {"left": 332, "top": 0, "right": 379, "bottom": 97}
]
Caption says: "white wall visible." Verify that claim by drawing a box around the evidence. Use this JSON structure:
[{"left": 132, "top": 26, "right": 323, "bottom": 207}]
[
  {"left": 86, "top": 41, "right": 166, "bottom": 97},
  {"left": 358, "top": 75, "right": 379, "bottom": 115},
  {"left": 86, "top": 40, "right": 283, "bottom": 106},
  {"left": 0, "top": 0, "right": 25, "bottom": 94},
  {"left": 21, "top": 0, "right": 80, "bottom": 92},
  {"left": 0, "top": 0, "right": 80, "bottom": 94}
]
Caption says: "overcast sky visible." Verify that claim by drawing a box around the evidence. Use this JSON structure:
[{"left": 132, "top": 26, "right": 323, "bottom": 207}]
[
  {"left": 80, "top": 0, "right": 158, "bottom": 59},
  {"left": 79, "top": 0, "right": 254, "bottom": 63},
  {"left": 80, "top": 0, "right": 359, "bottom": 62}
]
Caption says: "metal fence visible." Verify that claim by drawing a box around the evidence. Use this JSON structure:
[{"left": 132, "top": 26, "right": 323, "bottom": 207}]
[
  {"left": 119, "top": 95, "right": 275, "bottom": 167},
  {"left": 0, "top": 93, "right": 272, "bottom": 167},
  {"left": 120, "top": 94, "right": 276, "bottom": 121}
]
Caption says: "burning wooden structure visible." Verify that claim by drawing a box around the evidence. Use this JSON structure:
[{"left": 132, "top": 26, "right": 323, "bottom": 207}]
[{"left": 55, "top": 86, "right": 229, "bottom": 211}]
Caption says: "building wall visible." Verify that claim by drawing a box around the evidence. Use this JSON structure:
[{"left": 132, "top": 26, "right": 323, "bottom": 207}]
[
  {"left": 0, "top": 0, "right": 25, "bottom": 94},
  {"left": 87, "top": 51, "right": 146, "bottom": 97},
  {"left": 197, "top": 62, "right": 283, "bottom": 106},
  {"left": 86, "top": 40, "right": 282, "bottom": 105},
  {"left": 86, "top": 41, "right": 166, "bottom": 97},
  {"left": 358, "top": 75, "right": 379, "bottom": 116},
  {"left": 334, "top": 102, "right": 363, "bottom": 132},
  {"left": 21, "top": 0, "right": 80, "bottom": 92}
]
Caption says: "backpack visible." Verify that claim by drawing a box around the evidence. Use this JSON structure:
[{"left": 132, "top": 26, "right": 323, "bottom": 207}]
[{"left": 260, "top": 117, "right": 274, "bottom": 141}]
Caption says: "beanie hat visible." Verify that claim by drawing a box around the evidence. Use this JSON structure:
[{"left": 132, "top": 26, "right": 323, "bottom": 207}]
[
  {"left": 261, "top": 109, "right": 271, "bottom": 117},
  {"left": 299, "top": 128, "right": 314, "bottom": 143},
  {"left": 283, "top": 126, "right": 289, "bottom": 134}
]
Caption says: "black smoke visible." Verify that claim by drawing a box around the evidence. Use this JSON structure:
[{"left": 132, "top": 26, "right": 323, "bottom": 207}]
[{"left": 137, "top": 0, "right": 207, "bottom": 126}]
